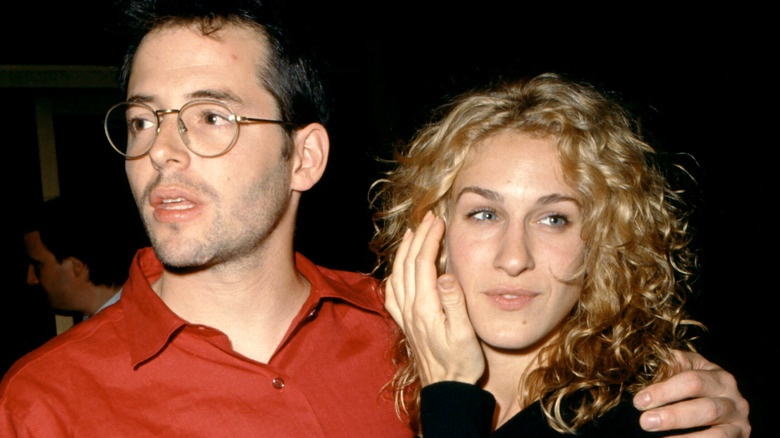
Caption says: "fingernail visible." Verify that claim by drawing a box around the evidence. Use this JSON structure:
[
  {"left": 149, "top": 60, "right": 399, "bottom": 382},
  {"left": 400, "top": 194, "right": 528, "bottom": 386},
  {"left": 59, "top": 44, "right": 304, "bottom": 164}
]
[
  {"left": 438, "top": 276, "right": 455, "bottom": 291},
  {"left": 640, "top": 412, "right": 661, "bottom": 431},
  {"left": 633, "top": 392, "right": 651, "bottom": 409}
]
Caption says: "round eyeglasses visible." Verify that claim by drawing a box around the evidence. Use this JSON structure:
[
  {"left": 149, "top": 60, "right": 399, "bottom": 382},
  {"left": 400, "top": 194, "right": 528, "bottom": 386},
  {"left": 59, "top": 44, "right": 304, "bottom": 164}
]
[{"left": 104, "top": 99, "right": 293, "bottom": 158}]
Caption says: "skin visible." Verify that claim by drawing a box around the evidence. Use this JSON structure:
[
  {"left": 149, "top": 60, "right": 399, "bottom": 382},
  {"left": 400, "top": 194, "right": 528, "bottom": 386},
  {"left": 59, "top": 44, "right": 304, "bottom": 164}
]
[
  {"left": 385, "top": 132, "right": 751, "bottom": 435},
  {"left": 24, "top": 231, "right": 118, "bottom": 316},
  {"left": 126, "top": 24, "right": 293, "bottom": 272},
  {"left": 25, "top": 231, "right": 82, "bottom": 311},
  {"left": 124, "top": 23, "right": 329, "bottom": 363},
  {"left": 447, "top": 132, "right": 585, "bottom": 424},
  {"left": 393, "top": 132, "right": 584, "bottom": 426},
  {"left": 122, "top": 20, "right": 749, "bottom": 437},
  {"left": 445, "top": 132, "right": 584, "bottom": 354}
]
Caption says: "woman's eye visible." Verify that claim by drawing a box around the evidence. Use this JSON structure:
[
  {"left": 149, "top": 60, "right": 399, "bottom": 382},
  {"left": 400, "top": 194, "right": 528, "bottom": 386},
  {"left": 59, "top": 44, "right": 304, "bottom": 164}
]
[
  {"left": 539, "top": 214, "right": 569, "bottom": 227},
  {"left": 468, "top": 210, "right": 497, "bottom": 222}
]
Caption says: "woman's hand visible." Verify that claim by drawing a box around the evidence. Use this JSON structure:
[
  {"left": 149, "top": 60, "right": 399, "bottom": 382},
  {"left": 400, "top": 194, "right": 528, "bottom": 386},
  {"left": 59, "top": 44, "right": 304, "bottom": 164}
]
[{"left": 384, "top": 212, "right": 485, "bottom": 386}]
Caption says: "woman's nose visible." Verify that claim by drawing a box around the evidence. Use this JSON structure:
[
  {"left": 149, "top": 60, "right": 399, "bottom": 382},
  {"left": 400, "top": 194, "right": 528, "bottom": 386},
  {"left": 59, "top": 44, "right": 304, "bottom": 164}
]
[{"left": 493, "top": 224, "right": 535, "bottom": 276}]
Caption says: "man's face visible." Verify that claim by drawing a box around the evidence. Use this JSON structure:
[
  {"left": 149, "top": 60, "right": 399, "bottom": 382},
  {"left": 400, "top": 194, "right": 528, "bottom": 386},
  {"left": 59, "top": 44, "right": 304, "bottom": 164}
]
[
  {"left": 125, "top": 24, "right": 294, "bottom": 269},
  {"left": 24, "top": 231, "right": 78, "bottom": 310}
]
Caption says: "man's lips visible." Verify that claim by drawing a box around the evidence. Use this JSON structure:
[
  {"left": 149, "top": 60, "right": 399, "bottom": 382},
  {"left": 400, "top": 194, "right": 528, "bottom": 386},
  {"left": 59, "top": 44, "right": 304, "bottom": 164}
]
[
  {"left": 149, "top": 187, "right": 203, "bottom": 223},
  {"left": 158, "top": 197, "right": 196, "bottom": 210}
]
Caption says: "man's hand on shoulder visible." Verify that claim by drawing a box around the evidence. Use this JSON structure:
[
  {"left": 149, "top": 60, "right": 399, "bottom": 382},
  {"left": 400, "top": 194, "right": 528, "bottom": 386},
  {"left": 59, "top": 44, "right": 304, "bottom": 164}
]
[{"left": 633, "top": 350, "right": 750, "bottom": 437}]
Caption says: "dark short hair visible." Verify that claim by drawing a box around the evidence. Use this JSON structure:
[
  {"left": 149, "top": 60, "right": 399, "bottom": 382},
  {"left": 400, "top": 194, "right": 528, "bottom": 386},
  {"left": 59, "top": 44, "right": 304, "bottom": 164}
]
[
  {"left": 29, "top": 197, "right": 138, "bottom": 288},
  {"left": 117, "top": 0, "right": 330, "bottom": 129}
]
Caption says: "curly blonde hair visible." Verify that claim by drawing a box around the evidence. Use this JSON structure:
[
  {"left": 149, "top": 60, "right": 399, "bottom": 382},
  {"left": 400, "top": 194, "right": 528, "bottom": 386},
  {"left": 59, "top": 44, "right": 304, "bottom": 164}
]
[{"left": 371, "top": 73, "right": 700, "bottom": 433}]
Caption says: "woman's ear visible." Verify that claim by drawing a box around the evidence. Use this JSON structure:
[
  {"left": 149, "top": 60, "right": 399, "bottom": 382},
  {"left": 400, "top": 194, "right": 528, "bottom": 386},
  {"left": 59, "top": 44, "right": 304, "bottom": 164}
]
[{"left": 289, "top": 123, "right": 330, "bottom": 192}]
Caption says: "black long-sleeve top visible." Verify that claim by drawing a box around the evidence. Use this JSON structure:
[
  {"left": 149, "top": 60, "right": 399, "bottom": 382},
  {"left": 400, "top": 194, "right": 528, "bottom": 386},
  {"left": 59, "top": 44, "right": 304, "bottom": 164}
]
[{"left": 420, "top": 381, "right": 688, "bottom": 437}]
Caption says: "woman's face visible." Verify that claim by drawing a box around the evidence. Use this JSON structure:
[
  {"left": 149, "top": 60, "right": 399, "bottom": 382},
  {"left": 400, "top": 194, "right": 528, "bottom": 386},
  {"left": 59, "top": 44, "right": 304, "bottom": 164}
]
[{"left": 445, "top": 131, "right": 585, "bottom": 353}]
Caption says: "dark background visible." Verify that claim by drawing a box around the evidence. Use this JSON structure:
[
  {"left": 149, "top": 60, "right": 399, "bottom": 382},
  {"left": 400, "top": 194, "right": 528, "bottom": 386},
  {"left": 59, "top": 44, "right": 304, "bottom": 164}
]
[{"left": 1, "top": 1, "right": 771, "bottom": 434}]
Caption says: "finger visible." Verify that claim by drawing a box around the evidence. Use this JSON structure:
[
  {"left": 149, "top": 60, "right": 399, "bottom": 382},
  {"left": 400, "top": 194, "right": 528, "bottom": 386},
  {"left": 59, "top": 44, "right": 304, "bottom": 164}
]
[
  {"left": 436, "top": 274, "right": 472, "bottom": 336},
  {"left": 635, "top": 351, "right": 750, "bottom": 437},
  {"left": 402, "top": 212, "right": 436, "bottom": 313},
  {"left": 638, "top": 396, "right": 739, "bottom": 433},
  {"left": 413, "top": 216, "right": 445, "bottom": 315},
  {"left": 670, "top": 350, "right": 720, "bottom": 373},
  {"left": 389, "top": 229, "right": 413, "bottom": 315},
  {"left": 667, "top": 351, "right": 750, "bottom": 437},
  {"left": 634, "top": 368, "right": 730, "bottom": 410},
  {"left": 383, "top": 275, "right": 403, "bottom": 329},
  {"left": 634, "top": 350, "right": 725, "bottom": 411}
]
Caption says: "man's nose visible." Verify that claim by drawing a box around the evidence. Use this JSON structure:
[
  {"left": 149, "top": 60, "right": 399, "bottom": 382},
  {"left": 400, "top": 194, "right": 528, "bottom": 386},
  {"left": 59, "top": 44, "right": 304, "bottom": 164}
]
[
  {"left": 147, "top": 113, "right": 191, "bottom": 169},
  {"left": 27, "top": 265, "right": 40, "bottom": 286}
]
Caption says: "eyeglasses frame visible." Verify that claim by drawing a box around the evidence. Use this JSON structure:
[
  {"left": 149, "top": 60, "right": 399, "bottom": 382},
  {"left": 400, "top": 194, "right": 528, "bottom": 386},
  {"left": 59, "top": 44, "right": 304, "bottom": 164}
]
[{"left": 104, "top": 98, "right": 294, "bottom": 159}]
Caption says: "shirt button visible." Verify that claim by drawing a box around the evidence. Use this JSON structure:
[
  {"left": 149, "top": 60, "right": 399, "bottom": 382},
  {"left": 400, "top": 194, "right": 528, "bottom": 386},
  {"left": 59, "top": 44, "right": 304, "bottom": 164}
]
[
  {"left": 306, "top": 306, "right": 320, "bottom": 321},
  {"left": 272, "top": 377, "right": 285, "bottom": 389}
]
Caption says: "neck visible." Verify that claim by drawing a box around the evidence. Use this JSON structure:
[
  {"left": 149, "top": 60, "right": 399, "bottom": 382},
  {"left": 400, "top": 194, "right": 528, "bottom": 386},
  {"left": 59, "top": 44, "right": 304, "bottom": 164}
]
[
  {"left": 479, "top": 331, "right": 559, "bottom": 428},
  {"left": 79, "top": 283, "right": 121, "bottom": 316},
  {"left": 153, "top": 230, "right": 309, "bottom": 364},
  {"left": 479, "top": 347, "right": 536, "bottom": 427}
]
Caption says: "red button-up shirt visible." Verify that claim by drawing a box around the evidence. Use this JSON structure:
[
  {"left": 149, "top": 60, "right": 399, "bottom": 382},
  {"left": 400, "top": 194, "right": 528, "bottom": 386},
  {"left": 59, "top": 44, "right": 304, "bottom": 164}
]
[{"left": 1, "top": 248, "right": 412, "bottom": 437}]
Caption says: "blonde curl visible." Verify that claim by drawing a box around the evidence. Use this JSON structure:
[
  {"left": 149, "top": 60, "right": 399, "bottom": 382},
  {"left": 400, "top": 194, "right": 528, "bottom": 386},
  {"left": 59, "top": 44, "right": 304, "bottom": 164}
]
[{"left": 371, "top": 73, "right": 700, "bottom": 433}]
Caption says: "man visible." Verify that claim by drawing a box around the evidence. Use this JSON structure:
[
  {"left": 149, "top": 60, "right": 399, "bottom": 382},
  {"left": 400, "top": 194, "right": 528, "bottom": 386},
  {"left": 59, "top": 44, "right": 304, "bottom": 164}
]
[
  {"left": 0, "top": 1, "right": 750, "bottom": 436},
  {"left": 23, "top": 197, "right": 132, "bottom": 318}
]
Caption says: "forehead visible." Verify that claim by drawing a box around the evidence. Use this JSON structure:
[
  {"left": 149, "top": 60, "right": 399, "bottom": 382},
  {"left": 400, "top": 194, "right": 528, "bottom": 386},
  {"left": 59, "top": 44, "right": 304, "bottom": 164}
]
[
  {"left": 456, "top": 131, "right": 566, "bottom": 185},
  {"left": 128, "top": 23, "right": 270, "bottom": 104},
  {"left": 24, "top": 231, "right": 52, "bottom": 261}
]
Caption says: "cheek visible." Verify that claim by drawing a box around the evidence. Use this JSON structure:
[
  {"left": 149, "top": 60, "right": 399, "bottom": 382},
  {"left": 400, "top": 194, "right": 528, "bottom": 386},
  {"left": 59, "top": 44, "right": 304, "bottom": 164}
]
[
  {"left": 545, "top": 239, "right": 585, "bottom": 279},
  {"left": 445, "top": 229, "right": 490, "bottom": 290},
  {"left": 125, "top": 162, "right": 146, "bottom": 199},
  {"left": 547, "top": 245, "right": 584, "bottom": 319},
  {"left": 558, "top": 283, "right": 581, "bottom": 312}
]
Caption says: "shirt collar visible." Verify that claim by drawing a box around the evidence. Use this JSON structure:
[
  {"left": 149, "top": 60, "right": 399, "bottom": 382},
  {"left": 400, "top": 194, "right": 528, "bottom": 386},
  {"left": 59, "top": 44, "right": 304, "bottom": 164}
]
[
  {"left": 294, "top": 252, "right": 384, "bottom": 314},
  {"left": 121, "top": 248, "right": 184, "bottom": 368},
  {"left": 121, "top": 248, "right": 385, "bottom": 367}
]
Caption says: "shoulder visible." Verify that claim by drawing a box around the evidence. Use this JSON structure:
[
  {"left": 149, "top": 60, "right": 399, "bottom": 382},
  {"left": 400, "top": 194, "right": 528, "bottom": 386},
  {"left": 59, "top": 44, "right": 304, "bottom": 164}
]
[
  {"left": 579, "top": 398, "right": 646, "bottom": 436},
  {"left": 563, "top": 397, "right": 674, "bottom": 437},
  {"left": 497, "top": 396, "right": 672, "bottom": 438},
  {"left": 420, "top": 382, "right": 495, "bottom": 438},
  {"left": 1, "top": 307, "right": 127, "bottom": 417},
  {"left": 295, "top": 253, "right": 385, "bottom": 312}
]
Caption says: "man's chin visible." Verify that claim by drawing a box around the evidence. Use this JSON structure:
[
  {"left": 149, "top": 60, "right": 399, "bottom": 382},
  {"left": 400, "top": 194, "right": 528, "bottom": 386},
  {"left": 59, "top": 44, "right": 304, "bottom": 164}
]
[{"left": 150, "top": 239, "right": 213, "bottom": 273}]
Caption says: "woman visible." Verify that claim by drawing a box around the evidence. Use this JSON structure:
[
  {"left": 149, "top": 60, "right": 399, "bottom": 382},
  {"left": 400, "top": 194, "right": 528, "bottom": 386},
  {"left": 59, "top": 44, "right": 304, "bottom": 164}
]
[{"left": 372, "top": 73, "right": 700, "bottom": 436}]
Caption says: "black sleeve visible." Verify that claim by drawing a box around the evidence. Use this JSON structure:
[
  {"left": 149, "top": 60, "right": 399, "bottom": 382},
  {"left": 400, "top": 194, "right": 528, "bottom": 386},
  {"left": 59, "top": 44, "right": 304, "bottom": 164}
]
[{"left": 420, "top": 381, "right": 495, "bottom": 438}]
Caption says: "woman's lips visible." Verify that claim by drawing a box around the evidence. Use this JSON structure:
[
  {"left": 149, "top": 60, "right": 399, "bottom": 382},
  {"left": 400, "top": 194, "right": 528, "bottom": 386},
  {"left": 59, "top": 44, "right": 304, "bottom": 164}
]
[{"left": 484, "top": 289, "right": 539, "bottom": 311}]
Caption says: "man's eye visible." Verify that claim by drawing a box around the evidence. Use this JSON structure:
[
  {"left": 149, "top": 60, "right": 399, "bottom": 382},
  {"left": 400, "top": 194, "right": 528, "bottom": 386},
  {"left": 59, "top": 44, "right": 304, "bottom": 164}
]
[
  {"left": 198, "top": 111, "right": 233, "bottom": 126},
  {"left": 128, "top": 118, "right": 155, "bottom": 133},
  {"left": 205, "top": 113, "right": 227, "bottom": 125}
]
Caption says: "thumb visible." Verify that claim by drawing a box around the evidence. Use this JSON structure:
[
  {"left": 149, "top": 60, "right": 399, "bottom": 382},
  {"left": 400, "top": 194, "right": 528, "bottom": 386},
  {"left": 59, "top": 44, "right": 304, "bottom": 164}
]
[{"left": 437, "top": 274, "right": 470, "bottom": 326}]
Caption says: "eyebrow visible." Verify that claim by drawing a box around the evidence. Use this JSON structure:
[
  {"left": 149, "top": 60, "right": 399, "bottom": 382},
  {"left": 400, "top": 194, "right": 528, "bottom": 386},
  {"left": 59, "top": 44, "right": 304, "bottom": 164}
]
[
  {"left": 455, "top": 186, "right": 503, "bottom": 203},
  {"left": 455, "top": 186, "right": 581, "bottom": 207},
  {"left": 125, "top": 89, "right": 245, "bottom": 106},
  {"left": 187, "top": 89, "right": 245, "bottom": 105},
  {"left": 537, "top": 193, "right": 581, "bottom": 208},
  {"left": 126, "top": 94, "right": 154, "bottom": 104}
]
